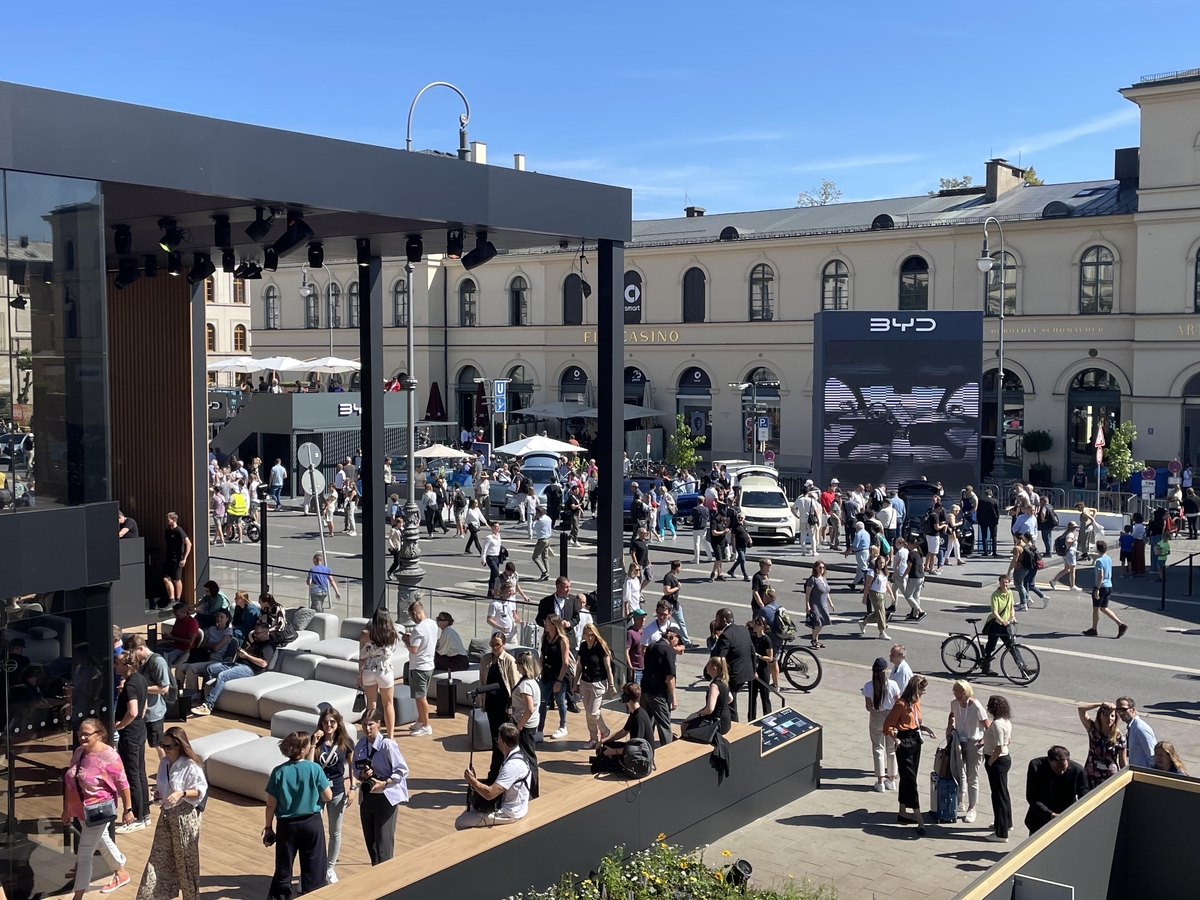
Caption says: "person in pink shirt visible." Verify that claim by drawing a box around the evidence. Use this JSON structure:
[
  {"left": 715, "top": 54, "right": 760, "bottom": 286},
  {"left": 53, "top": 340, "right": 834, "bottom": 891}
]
[{"left": 63, "top": 718, "right": 134, "bottom": 897}]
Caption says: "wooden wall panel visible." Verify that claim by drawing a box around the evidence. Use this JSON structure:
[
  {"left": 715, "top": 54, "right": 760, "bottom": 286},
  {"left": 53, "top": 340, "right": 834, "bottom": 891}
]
[{"left": 107, "top": 273, "right": 198, "bottom": 604}]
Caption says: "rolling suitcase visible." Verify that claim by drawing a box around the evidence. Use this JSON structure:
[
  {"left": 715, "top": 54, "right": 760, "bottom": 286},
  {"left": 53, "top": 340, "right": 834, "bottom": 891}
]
[{"left": 936, "top": 776, "right": 959, "bottom": 823}]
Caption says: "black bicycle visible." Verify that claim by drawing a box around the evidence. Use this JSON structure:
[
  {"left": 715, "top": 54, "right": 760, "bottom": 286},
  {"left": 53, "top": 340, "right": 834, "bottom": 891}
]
[
  {"left": 778, "top": 641, "right": 823, "bottom": 691},
  {"left": 940, "top": 618, "right": 1040, "bottom": 686}
]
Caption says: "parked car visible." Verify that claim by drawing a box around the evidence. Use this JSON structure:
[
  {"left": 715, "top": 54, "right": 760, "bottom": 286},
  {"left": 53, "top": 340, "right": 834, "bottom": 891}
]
[
  {"left": 622, "top": 477, "right": 702, "bottom": 521},
  {"left": 489, "top": 454, "right": 564, "bottom": 517},
  {"left": 736, "top": 474, "right": 800, "bottom": 542},
  {"left": 0, "top": 433, "right": 33, "bottom": 470}
]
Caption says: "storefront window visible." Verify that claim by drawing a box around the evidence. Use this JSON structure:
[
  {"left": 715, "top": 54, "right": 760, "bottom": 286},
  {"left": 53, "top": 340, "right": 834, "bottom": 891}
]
[
  {"left": 741, "top": 366, "right": 781, "bottom": 456},
  {"left": 982, "top": 369, "right": 1024, "bottom": 477},
  {"left": 1068, "top": 368, "right": 1120, "bottom": 470},
  {"left": 1, "top": 171, "right": 108, "bottom": 513},
  {"left": 676, "top": 366, "right": 712, "bottom": 451}
]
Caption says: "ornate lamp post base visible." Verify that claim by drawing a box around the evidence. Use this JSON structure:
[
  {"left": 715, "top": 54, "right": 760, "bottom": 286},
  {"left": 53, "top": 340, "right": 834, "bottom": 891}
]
[{"left": 393, "top": 502, "right": 425, "bottom": 621}]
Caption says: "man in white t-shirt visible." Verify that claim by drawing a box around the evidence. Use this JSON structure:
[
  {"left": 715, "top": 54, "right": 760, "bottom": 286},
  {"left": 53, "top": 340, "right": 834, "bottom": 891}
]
[
  {"left": 889, "top": 644, "right": 914, "bottom": 694},
  {"left": 456, "top": 723, "right": 531, "bottom": 829},
  {"left": 402, "top": 601, "right": 438, "bottom": 737},
  {"left": 486, "top": 582, "right": 520, "bottom": 639}
]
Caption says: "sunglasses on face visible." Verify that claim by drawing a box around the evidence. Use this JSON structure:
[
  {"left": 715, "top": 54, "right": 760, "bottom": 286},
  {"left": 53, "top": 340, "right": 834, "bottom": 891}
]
[{"left": 160, "top": 740, "right": 177, "bottom": 750}]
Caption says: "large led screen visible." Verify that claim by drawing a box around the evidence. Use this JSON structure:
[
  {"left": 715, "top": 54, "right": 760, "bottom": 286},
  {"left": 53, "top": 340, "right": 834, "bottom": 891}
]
[{"left": 813, "top": 312, "right": 982, "bottom": 490}]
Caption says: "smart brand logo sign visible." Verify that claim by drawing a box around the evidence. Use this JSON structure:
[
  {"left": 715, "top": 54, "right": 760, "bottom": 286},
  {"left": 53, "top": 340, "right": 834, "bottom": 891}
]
[{"left": 869, "top": 317, "right": 936, "bottom": 333}]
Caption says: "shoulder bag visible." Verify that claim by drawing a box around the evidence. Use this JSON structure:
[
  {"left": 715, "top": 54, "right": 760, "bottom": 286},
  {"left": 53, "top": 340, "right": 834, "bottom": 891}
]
[{"left": 73, "top": 753, "right": 118, "bottom": 827}]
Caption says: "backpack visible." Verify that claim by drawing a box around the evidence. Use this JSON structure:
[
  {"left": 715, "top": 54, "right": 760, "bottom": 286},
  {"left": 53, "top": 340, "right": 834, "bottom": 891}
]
[
  {"left": 1047, "top": 508, "right": 1060, "bottom": 529},
  {"left": 620, "top": 738, "right": 655, "bottom": 779},
  {"left": 1053, "top": 533, "right": 1067, "bottom": 556},
  {"left": 772, "top": 607, "right": 797, "bottom": 640}
]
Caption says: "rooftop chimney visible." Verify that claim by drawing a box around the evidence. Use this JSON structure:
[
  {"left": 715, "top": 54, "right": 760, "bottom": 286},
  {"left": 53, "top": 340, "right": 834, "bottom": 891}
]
[
  {"left": 513, "top": 153, "right": 525, "bottom": 171},
  {"left": 1114, "top": 147, "right": 1139, "bottom": 190},
  {"left": 985, "top": 158, "right": 1026, "bottom": 203},
  {"left": 470, "top": 141, "right": 487, "bottom": 165},
  {"left": 685, "top": 206, "right": 706, "bottom": 218}
]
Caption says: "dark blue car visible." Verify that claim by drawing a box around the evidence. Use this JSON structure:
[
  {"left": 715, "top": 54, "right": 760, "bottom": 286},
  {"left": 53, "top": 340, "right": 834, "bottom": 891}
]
[{"left": 622, "top": 477, "right": 701, "bottom": 521}]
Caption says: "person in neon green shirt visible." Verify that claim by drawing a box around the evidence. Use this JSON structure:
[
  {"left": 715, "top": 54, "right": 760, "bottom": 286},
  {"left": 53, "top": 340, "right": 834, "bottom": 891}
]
[
  {"left": 981, "top": 574, "right": 1026, "bottom": 676},
  {"left": 1155, "top": 531, "right": 1171, "bottom": 582}
]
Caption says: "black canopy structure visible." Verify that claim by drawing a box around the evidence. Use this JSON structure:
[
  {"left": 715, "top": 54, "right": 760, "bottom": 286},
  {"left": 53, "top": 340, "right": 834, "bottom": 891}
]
[{"left": 0, "top": 80, "right": 632, "bottom": 622}]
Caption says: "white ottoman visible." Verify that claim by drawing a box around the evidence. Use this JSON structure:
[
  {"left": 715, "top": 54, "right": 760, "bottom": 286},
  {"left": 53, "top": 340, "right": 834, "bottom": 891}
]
[
  {"left": 206, "top": 735, "right": 286, "bottom": 802},
  {"left": 257, "top": 680, "right": 360, "bottom": 722},
  {"left": 270, "top": 708, "right": 358, "bottom": 742},
  {"left": 339, "top": 618, "right": 369, "bottom": 640},
  {"left": 277, "top": 650, "right": 322, "bottom": 681},
  {"left": 306, "top": 613, "right": 339, "bottom": 640},
  {"left": 315, "top": 658, "right": 360, "bottom": 689},
  {"left": 289, "top": 631, "right": 320, "bottom": 651},
  {"left": 303, "top": 638, "right": 361, "bottom": 661},
  {"left": 213, "top": 672, "right": 304, "bottom": 719},
  {"left": 190, "top": 728, "right": 259, "bottom": 767}
]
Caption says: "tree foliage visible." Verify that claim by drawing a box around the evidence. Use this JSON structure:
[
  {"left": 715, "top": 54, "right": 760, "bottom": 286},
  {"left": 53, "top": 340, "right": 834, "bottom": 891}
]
[
  {"left": 1022, "top": 166, "right": 1044, "bottom": 185},
  {"left": 666, "top": 413, "right": 705, "bottom": 472},
  {"left": 1022, "top": 429, "right": 1053, "bottom": 464},
  {"left": 1103, "top": 421, "right": 1143, "bottom": 483},
  {"left": 929, "top": 175, "right": 974, "bottom": 195},
  {"left": 797, "top": 180, "right": 842, "bottom": 207}
]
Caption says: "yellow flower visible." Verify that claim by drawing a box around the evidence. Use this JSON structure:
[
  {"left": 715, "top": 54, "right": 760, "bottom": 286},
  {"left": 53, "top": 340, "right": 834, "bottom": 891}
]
[
  {"left": 657, "top": 832, "right": 666, "bottom": 841},
  {"left": 715, "top": 871, "right": 724, "bottom": 882},
  {"left": 722, "top": 849, "right": 732, "bottom": 857}
]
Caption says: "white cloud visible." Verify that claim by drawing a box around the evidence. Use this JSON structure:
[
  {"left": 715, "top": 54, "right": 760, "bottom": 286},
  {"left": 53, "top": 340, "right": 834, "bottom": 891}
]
[
  {"left": 794, "top": 152, "right": 926, "bottom": 172},
  {"left": 1002, "top": 107, "right": 1139, "bottom": 157}
]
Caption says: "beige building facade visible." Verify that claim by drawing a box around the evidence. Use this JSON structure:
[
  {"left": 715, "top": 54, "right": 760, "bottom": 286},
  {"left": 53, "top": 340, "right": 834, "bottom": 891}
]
[
  {"left": 247, "top": 71, "right": 1200, "bottom": 484},
  {"left": 203, "top": 272, "right": 253, "bottom": 386}
]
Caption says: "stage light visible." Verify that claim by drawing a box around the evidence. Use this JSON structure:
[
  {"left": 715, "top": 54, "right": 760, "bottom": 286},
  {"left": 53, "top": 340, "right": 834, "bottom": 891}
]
[
  {"left": 461, "top": 230, "right": 496, "bottom": 271},
  {"left": 112, "top": 224, "right": 132, "bottom": 256},
  {"left": 307, "top": 242, "right": 324, "bottom": 268},
  {"left": 114, "top": 257, "right": 141, "bottom": 290},
  {"left": 270, "top": 209, "right": 314, "bottom": 259},
  {"left": 222, "top": 248, "right": 236, "bottom": 273},
  {"left": 242, "top": 261, "right": 263, "bottom": 280},
  {"left": 581, "top": 279, "right": 592, "bottom": 299},
  {"left": 212, "top": 215, "right": 231, "bottom": 251},
  {"left": 167, "top": 252, "right": 183, "bottom": 276},
  {"left": 143, "top": 255, "right": 159, "bottom": 278},
  {"left": 263, "top": 246, "right": 278, "bottom": 271},
  {"left": 245, "top": 206, "right": 275, "bottom": 243},
  {"left": 187, "top": 252, "right": 216, "bottom": 285},
  {"left": 446, "top": 228, "right": 464, "bottom": 259},
  {"left": 357, "top": 238, "right": 371, "bottom": 267},
  {"left": 8, "top": 295, "right": 26, "bottom": 310},
  {"left": 158, "top": 217, "right": 184, "bottom": 252},
  {"left": 406, "top": 235, "right": 423, "bottom": 264}
]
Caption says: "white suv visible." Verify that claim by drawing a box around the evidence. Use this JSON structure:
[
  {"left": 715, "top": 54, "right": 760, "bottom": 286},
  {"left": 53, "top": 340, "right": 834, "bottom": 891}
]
[{"left": 737, "top": 475, "right": 800, "bottom": 542}]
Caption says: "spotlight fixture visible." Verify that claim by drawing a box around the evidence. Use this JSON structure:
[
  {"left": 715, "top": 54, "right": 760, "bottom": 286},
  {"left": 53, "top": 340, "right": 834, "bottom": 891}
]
[
  {"left": 263, "top": 246, "right": 278, "bottom": 271},
  {"left": 446, "top": 228, "right": 464, "bottom": 259},
  {"left": 222, "top": 248, "right": 236, "bottom": 273},
  {"left": 461, "top": 230, "right": 497, "bottom": 271},
  {"left": 114, "top": 257, "right": 141, "bottom": 290},
  {"left": 406, "top": 235, "right": 423, "bottom": 264},
  {"left": 307, "top": 242, "right": 324, "bottom": 268},
  {"left": 157, "top": 217, "right": 185, "bottom": 252},
  {"left": 42, "top": 263, "right": 53, "bottom": 285},
  {"left": 357, "top": 238, "right": 371, "bottom": 267},
  {"left": 270, "top": 208, "right": 314, "bottom": 259},
  {"left": 245, "top": 206, "right": 275, "bottom": 242},
  {"left": 581, "top": 278, "right": 592, "bottom": 299},
  {"left": 234, "top": 260, "right": 263, "bottom": 280},
  {"left": 577, "top": 242, "right": 592, "bottom": 298},
  {"left": 112, "top": 224, "right": 132, "bottom": 256},
  {"left": 8, "top": 295, "right": 26, "bottom": 310},
  {"left": 143, "top": 255, "right": 159, "bottom": 278},
  {"left": 213, "top": 215, "right": 232, "bottom": 249},
  {"left": 167, "top": 251, "right": 183, "bottom": 276},
  {"left": 187, "top": 252, "right": 216, "bottom": 286}
]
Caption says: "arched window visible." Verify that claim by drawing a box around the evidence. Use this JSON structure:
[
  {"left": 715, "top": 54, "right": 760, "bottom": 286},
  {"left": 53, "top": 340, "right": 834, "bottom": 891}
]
[
  {"left": 742, "top": 366, "right": 781, "bottom": 454},
  {"left": 263, "top": 285, "right": 280, "bottom": 330},
  {"left": 624, "top": 366, "right": 648, "bottom": 404},
  {"left": 459, "top": 278, "right": 477, "bottom": 327},
  {"left": 1192, "top": 255, "right": 1200, "bottom": 314},
  {"left": 982, "top": 369, "right": 1026, "bottom": 476},
  {"left": 347, "top": 281, "right": 360, "bottom": 328},
  {"left": 304, "top": 287, "right": 320, "bottom": 329},
  {"left": 682, "top": 267, "right": 706, "bottom": 323},
  {"left": 563, "top": 274, "right": 584, "bottom": 326},
  {"left": 749, "top": 263, "right": 774, "bottom": 321},
  {"left": 985, "top": 251, "right": 1016, "bottom": 316},
  {"left": 457, "top": 365, "right": 481, "bottom": 430},
  {"left": 899, "top": 256, "right": 929, "bottom": 310},
  {"left": 509, "top": 276, "right": 529, "bottom": 326},
  {"left": 233, "top": 324, "right": 247, "bottom": 353},
  {"left": 204, "top": 279, "right": 215, "bottom": 304},
  {"left": 1183, "top": 372, "right": 1200, "bottom": 396},
  {"left": 327, "top": 282, "right": 342, "bottom": 328},
  {"left": 1068, "top": 367, "right": 1121, "bottom": 470},
  {"left": 508, "top": 364, "right": 535, "bottom": 413},
  {"left": 1079, "top": 246, "right": 1114, "bottom": 314},
  {"left": 676, "top": 366, "right": 712, "bottom": 446},
  {"left": 205, "top": 323, "right": 216, "bottom": 352},
  {"left": 559, "top": 365, "right": 589, "bottom": 403},
  {"left": 392, "top": 279, "right": 409, "bottom": 327},
  {"left": 822, "top": 260, "right": 849, "bottom": 310},
  {"left": 233, "top": 279, "right": 246, "bottom": 304}
]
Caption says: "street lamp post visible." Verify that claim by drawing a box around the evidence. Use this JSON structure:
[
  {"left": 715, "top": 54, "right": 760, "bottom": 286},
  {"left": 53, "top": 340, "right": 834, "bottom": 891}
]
[
  {"left": 394, "top": 257, "right": 425, "bottom": 609},
  {"left": 977, "top": 217, "right": 1006, "bottom": 481}
]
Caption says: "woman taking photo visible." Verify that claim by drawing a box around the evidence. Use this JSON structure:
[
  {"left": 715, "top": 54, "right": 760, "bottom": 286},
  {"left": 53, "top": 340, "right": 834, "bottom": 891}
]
[
  {"left": 351, "top": 709, "right": 408, "bottom": 867},
  {"left": 265, "top": 731, "right": 332, "bottom": 897},
  {"left": 683, "top": 657, "right": 732, "bottom": 738},
  {"left": 537, "top": 614, "right": 572, "bottom": 741},
  {"left": 577, "top": 623, "right": 616, "bottom": 748},
  {"left": 62, "top": 718, "right": 135, "bottom": 898},
  {"left": 862, "top": 657, "right": 899, "bottom": 793},
  {"left": 479, "top": 633, "right": 519, "bottom": 779},
  {"left": 342, "top": 481, "right": 359, "bottom": 537},
  {"left": 1078, "top": 702, "right": 1127, "bottom": 788},
  {"left": 512, "top": 651, "right": 542, "bottom": 798},
  {"left": 946, "top": 680, "right": 990, "bottom": 823},
  {"left": 134, "top": 726, "right": 207, "bottom": 900},
  {"left": 883, "top": 675, "right": 936, "bottom": 837},
  {"left": 358, "top": 608, "right": 399, "bottom": 740},
  {"left": 983, "top": 695, "right": 1013, "bottom": 843},
  {"left": 308, "top": 708, "right": 354, "bottom": 885},
  {"left": 945, "top": 504, "right": 964, "bottom": 566},
  {"left": 804, "top": 560, "right": 834, "bottom": 648},
  {"left": 858, "top": 556, "right": 894, "bottom": 640},
  {"left": 113, "top": 652, "right": 150, "bottom": 834},
  {"left": 747, "top": 617, "right": 774, "bottom": 720}
]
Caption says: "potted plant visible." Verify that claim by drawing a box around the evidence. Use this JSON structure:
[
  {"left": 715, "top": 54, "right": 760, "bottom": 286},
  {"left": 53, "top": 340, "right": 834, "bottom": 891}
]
[{"left": 1023, "top": 430, "right": 1054, "bottom": 486}]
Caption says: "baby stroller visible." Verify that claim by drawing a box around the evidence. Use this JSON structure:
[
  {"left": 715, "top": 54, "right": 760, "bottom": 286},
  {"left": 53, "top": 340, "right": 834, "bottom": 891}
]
[{"left": 956, "top": 521, "right": 975, "bottom": 558}]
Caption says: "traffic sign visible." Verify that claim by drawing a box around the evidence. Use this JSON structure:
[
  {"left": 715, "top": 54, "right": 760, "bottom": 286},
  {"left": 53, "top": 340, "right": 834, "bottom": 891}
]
[
  {"left": 494, "top": 394, "right": 506, "bottom": 413},
  {"left": 764, "top": 450, "right": 776, "bottom": 462},
  {"left": 300, "top": 469, "right": 326, "bottom": 496},
  {"left": 1169, "top": 459, "right": 1183, "bottom": 475},
  {"left": 756, "top": 416, "right": 771, "bottom": 442},
  {"left": 493, "top": 380, "right": 506, "bottom": 397},
  {"left": 1094, "top": 425, "right": 1106, "bottom": 448},
  {"left": 1142, "top": 466, "right": 1157, "bottom": 480},
  {"left": 1095, "top": 447, "right": 1103, "bottom": 465},
  {"left": 297, "top": 442, "right": 322, "bottom": 469}
]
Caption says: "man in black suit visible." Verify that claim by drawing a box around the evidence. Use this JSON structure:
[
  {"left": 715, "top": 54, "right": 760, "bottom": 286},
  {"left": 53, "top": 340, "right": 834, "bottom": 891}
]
[
  {"left": 976, "top": 487, "right": 1002, "bottom": 557},
  {"left": 535, "top": 576, "right": 581, "bottom": 634},
  {"left": 710, "top": 607, "right": 755, "bottom": 722},
  {"left": 1025, "top": 745, "right": 1088, "bottom": 834}
]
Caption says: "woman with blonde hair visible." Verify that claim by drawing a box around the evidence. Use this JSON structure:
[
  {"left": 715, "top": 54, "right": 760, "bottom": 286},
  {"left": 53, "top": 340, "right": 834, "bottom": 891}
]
[
  {"left": 512, "top": 652, "right": 542, "bottom": 797},
  {"left": 683, "top": 657, "right": 732, "bottom": 738},
  {"left": 946, "top": 504, "right": 964, "bottom": 566},
  {"left": 1153, "top": 741, "right": 1189, "bottom": 776},
  {"left": 946, "top": 680, "right": 991, "bottom": 823},
  {"left": 577, "top": 623, "right": 616, "bottom": 748},
  {"left": 537, "top": 615, "right": 572, "bottom": 741},
  {"left": 134, "top": 726, "right": 206, "bottom": 900},
  {"left": 1078, "top": 701, "right": 1127, "bottom": 788},
  {"left": 63, "top": 718, "right": 135, "bottom": 898}
]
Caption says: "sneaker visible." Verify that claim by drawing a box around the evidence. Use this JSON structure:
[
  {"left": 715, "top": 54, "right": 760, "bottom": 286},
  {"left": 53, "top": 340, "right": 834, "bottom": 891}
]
[
  {"left": 1072, "top": 586, "right": 1082, "bottom": 592},
  {"left": 1082, "top": 628, "right": 1099, "bottom": 636},
  {"left": 858, "top": 620, "right": 867, "bottom": 635},
  {"left": 139, "top": 815, "right": 151, "bottom": 828},
  {"left": 326, "top": 867, "right": 338, "bottom": 885},
  {"left": 411, "top": 724, "right": 433, "bottom": 737},
  {"left": 583, "top": 739, "right": 598, "bottom": 750},
  {"left": 985, "top": 833, "right": 1009, "bottom": 843},
  {"left": 114, "top": 820, "right": 145, "bottom": 834},
  {"left": 884, "top": 779, "right": 896, "bottom": 792},
  {"left": 873, "top": 781, "right": 886, "bottom": 792},
  {"left": 534, "top": 731, "right": 545, "bottom": 743},
  {"left": 100, "top": 874, "right": 131, "bottom": 894},
  {"left": 963, "top": 808, "right": 977, "bottom": 823},
  {"left": 878, "top": 631, "right": 891, "bottom": 640},
  {"left": 915, "top": 611, "right": 927, "bottom": 621},
  {"left": 916, "top": 825, "right": 926, "bottom": 838},
  {"left": 1117, "top": 623, "right": 1129, "bottom": 638},
  {"left": 551, "top": 727, "right": 568, "bottom": 739},
  {"left": 1050, "top": 583, "right": 1059, "bottom": 591},
  {"left": 191, "top": 704, "right": 212, "bottom": 716}
]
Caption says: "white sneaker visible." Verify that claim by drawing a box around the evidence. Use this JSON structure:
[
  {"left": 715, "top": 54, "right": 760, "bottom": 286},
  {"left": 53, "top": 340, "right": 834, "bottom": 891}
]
[
  {"left": 534, "top": 731, "right": 544, "bottom": 743},
  {"left": 1072, "top": 586, "right": 1083, "bottom": 592},
  {"left": 873, "top": 781, "right": 886, "bottom": 792},
  {"left": 878, "top": 631, "right": 891, "bottom": 640},
  {"left": 858, "top": 621, "right": 867, "bottom": 635},
  {"left": 411, "top": 724, "right": 433, "bottom": 737},
  {"left": 326, "top": 867, "right": 338, "bottom": 885},
  {"left": 964, "top": 808, "right": 977, "bottom": 823},
  {"left": 884, "top": 779, "right": 896, "bottom": 792},
  {"left": 115, "top": 820, "right": 145, "bottom": 834},
  {"left": 551, "top": 727, "right": 568, "bottom": 739}
]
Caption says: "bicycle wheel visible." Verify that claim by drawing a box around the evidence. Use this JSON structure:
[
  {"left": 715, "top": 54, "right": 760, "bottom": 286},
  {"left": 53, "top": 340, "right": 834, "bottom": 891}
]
[
  {"left": 940, "top": 635, "right": 979, "bottom": 676},
  {"left": 781, "top": 647, "right": 823, "bottom": 692},
  {"left": 245, "top": 521, "right": 261, "bottom": 543},
  {"left": 1001, "top": 644, "right": 1040, "bottom": 686}
]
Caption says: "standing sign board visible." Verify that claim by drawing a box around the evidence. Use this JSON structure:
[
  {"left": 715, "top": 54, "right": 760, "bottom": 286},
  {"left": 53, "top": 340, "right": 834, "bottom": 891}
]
[
  {"left": 493, "top": 380, "right": 506, "bottom": 414},
  {"left": 757, "top": 415, "right": 771, "bottom": 442}
]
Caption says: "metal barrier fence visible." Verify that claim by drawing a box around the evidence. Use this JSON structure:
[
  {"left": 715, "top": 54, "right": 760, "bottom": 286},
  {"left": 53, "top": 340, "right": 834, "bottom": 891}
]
[{"left": 1067, "top": 490, "right": 1136, "bottom": 514}]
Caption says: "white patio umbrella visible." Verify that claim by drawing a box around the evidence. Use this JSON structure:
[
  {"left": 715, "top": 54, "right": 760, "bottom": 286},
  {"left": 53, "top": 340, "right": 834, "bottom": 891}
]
[
  {"left": 413, "top": 443, "right": 472, "bottom": 459},
  {"left": 515, "top": 401, "right": 588, "bottom": 420},
  {"left": 205, "top": 357, "right": 260, "bottom": 373},
  {"left": 252, "top": 356, "right": 307, "bottom": 372},
  {"left": 576, "top": 404, "right": 669, "bottom": 420},
  {"left": 494, "top": 435, "right": 586, "bottom": 456},
  {"left": 282, "top": 356, "right": 361, "bottom": 374}
]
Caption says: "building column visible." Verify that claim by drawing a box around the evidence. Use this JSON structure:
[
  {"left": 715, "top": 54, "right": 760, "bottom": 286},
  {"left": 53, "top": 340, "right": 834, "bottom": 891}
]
[
  {"left": 595, "top": 239, "right": 625, "bottom": 630},
  {"left": 359, "top": 247, "right": 386, "bottom": 615}
]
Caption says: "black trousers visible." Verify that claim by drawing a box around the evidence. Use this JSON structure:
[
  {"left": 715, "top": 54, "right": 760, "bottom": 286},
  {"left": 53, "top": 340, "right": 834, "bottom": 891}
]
[
  {"left": 423, "top": 508, "right": 436, "bottom": 536},
  {"left": 387, "top": 548, "right": 401, "bottom": 576},
  {"left": 747, "top": 677, "right": 771, "bottom": 721},
  {"left": 270, "top": 812, "right": 327, "bottom": 899},
  {"left": 465, "top": 525, "right": 482, "bottom": 554},
  {"left": 486, "top": 706, "right": 508, "bottom": 782},
  {"left": 117, "top": 725, "right": 149, "bottom": 820},
  {"left": 358, "top": 792, "right": 398, "bottom": 865},
  {"left": 985, "top": 755, "right": 1012, "bottom": 838},
  {"left": 517, "top": 726, "right": 541, "bottom": 798},
  {"left": 728, "top": 681, "right": 747, "bottom": 723},
  {"left": 642, "top": 691, "right": 674, "bottom": 746}
]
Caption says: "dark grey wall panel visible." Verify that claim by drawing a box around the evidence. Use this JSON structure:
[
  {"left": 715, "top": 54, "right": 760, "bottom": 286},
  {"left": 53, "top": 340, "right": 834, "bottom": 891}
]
[
  {"left": 0, "top": 502, "right": 118, "bottom": 596},
  {"left": 1112, "top": 779, "right": 1200, "bottom": 899}
]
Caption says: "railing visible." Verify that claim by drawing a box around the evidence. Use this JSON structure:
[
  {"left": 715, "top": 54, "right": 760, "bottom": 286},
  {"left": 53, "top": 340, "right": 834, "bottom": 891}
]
[
  {"left": 1067, "top": 490, "right": 1135, "bottom": 514},
  {"left": 1163, "top": 551, "right": 1197, "bottom": 609}
]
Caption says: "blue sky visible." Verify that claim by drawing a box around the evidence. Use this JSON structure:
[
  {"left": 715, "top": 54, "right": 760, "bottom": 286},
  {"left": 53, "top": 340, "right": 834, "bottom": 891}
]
[{"left": 3, "top": 0, "right": 1197, "bottom": 219}]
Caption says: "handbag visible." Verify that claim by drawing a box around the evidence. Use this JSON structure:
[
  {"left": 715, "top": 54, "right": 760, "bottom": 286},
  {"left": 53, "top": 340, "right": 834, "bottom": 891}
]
[
  {"left": 352, "top": 690, "right": 366, "bottom": 714},
  {"left": 74, "top": 763, "right": 118, "bottom": 827},
  {"left": 682, "top": 718, "right": 720, "bottom": 744},
  {"left": 934, "top": 739, "right": 953, "bottom": 780}
]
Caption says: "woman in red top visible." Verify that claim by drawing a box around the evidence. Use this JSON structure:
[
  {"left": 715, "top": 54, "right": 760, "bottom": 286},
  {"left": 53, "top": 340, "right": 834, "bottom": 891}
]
[{"left": 883, "top": 674, "right": 936, "bottom": 836}]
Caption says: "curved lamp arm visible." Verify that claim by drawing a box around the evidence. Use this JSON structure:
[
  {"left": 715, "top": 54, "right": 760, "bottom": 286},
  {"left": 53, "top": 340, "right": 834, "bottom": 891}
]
[{"left": 406, "top": 82, "right": 471, "bottom": 153}]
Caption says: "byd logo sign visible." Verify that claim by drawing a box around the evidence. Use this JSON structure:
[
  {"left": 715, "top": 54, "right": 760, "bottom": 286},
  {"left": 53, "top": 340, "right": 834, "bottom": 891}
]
[{"left": 869, "top": 317, "right": 936, "bottom": 333}]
